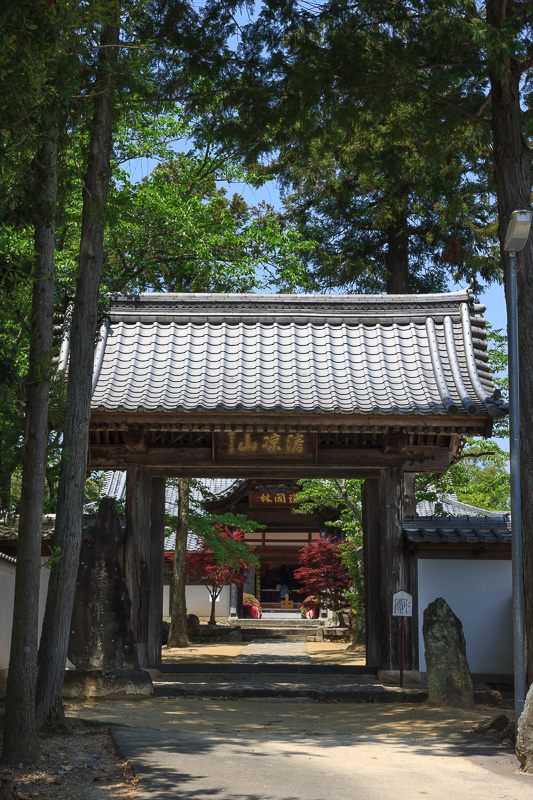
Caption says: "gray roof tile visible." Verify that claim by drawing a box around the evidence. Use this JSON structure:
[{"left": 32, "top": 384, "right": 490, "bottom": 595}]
[
  {"left": 79, "top": 291, "right": 505, "bottom": 417},
  {"left": 404, "top": 516, "right": 511, "bottom": 546}
]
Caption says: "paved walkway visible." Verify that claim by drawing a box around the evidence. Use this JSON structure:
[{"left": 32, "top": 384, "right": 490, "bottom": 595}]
[
  {"left": 231, "top": 639, "right": 312, "bottom": 665},
  {"left": 109, "top": 713, "right": 532, "bottom": 800}
]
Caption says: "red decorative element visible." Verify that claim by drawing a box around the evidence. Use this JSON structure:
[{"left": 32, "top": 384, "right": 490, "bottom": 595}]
[
  {"left": 186, "top": 526, "right": 252, "bottom": 625},
  {"left": 294, "top": 537, "right": 352, "bottom": 624},
  {"left": 45, "top": 0, "right": 55, "bottom": 9}
]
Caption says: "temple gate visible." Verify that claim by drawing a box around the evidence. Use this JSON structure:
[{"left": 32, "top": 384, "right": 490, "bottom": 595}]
[{"left": 69, "top": 290, "right": 505, "bottom": 668}]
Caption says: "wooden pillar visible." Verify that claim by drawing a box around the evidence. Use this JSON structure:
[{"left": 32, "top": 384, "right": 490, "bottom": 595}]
[
  {"left": 403, "top": 473, "right": 416, "bottom": 516},
  {"left": 362, "top": 478, "right": 381, "bottom": 667},
  {"left": 125, "top": 466, "right": 152, "bottom": 668},
  {"left": 379, "top": 467, "right": 410, "bottom": 670},
  {"left": 148, "top": 477, "right": 165, "bottom": 666}
]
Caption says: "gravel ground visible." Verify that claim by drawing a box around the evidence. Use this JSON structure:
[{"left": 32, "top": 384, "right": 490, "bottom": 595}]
[{"left": 0, "top": 721, "right": 137, "bottom": 800}]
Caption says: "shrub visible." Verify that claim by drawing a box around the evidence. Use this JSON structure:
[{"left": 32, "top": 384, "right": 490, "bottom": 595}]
[
  {"left": 243, "top": 592, "right": 262, "bottom": 619},
  {"left": 301, "top": 595, "right": 320, "bottom": 619}
]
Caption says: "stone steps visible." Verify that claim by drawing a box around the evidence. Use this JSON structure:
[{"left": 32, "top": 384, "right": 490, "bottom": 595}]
[
  {"left": 151, "top": 673, "right": 503, "bottom": 706},
  {"left": 232, "top": 618, "right": 319, "bottom": 628},
  {"left": 241, "top": 629, "right": 317, "bottom": 642}
]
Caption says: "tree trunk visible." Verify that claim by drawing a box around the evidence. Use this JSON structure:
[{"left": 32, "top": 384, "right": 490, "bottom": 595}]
[
  {"left": 486, "top": 1, "right": 533, "bottom": 685},
  {"left": 168, "top": 478, "right": 190, "bottom": 648},
  {"left": 209, "top": 590, "right": 218, "bottom": 625},
  {"left": 148, "top": 477, "right": 165, "bottom": 665},
  {"left": 35, "top": 12, "right": 120, "bottom": 731},
  {"left": 1, "top": 132, "right": 57, "bottom": 765},
  {"left": 385, "top": 217, "right": 409, "bottom": 293}
]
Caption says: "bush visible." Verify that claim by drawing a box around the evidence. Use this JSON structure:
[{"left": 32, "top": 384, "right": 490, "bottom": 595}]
[
  {"left": 243, "top": 592, "right": 262, "bottom": 619},
  {"left": 301, "top": 595, "right": 320, "bottom": 619}
]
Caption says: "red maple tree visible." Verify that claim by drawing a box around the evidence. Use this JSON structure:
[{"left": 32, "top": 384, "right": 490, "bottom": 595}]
[
  {"left": 186, "top": 526, "right": 252, "bottom": 625},
  {"left": 294, "top": 536, "right": 353, "bottom": 627}
]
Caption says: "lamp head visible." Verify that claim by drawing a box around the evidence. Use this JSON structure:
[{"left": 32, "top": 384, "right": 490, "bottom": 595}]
[{"left": 504, "top": 210, "right": 533, "bottom": 252}]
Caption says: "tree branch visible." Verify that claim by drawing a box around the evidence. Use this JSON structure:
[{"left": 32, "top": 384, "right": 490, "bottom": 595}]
[{"left": 333, "top": 478, "right": 362, "bottom": 524}]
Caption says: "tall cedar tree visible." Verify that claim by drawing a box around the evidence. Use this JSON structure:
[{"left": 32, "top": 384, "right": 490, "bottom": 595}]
[
  {"left": 294, "top": 536, "right": 354, "bottom": 628},
  {"left": 1, "top": 130, "right": 58, "bottom": 765},
  {"left": 186, "top": 527, "right": 252, "bottom": 625},
  {"left": 36, "top": 7, "right": 120, "bottom": 731}
]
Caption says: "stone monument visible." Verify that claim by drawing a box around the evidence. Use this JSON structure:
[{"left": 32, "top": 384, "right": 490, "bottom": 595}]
[
  {"left": 422, "top": 597, "right": 474, "bottom": 708},
  {"left": 68, "top": 497, "right": 139, "bottom": 671},
  {"left": 517, "top": 683, "right": 533, "bottom": 772}
]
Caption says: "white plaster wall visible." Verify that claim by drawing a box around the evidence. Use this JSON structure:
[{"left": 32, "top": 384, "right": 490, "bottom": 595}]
[
  {"left": 0, "top": 558, "right": 51, "bottom": 696},
  {"left": 0, "top": 560, "right": 16, "bottom": 676},
  {"left": 418, "top": 559, "right": 513, "bottom": 674},
  {"left": 163, "top": 584, "right": 231, "bottom": 618},
  {"left": 186, "top": 584, "right": 230, "bottom": 618}
]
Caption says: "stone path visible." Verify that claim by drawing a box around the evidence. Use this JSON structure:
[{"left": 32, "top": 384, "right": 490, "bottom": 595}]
[{"left": 231, "top": 639, "right": 311, "bottom": 665}]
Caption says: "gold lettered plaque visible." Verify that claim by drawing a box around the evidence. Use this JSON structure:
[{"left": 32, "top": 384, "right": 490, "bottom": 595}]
[
  {"left": 214, "top": 431, "right": 315, "bottom": 462},
  {"left": 248, "top": 490, "right": 300, "bottom": 507}
]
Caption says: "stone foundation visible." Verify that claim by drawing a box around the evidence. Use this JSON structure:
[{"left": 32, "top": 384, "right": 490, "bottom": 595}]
[{"left": 62, "top": 669, "right": 153, "bottom": 700}]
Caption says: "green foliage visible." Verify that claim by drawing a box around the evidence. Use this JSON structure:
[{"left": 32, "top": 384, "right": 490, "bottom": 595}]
[
  {"left": 416, "top": 439, "right": 510, "bottom": 513},
  {"left": 42, "top": 545, "right": 62, "bottom": 572},
  {"left": 292, "top": 478, "right": 363, "bottom": 537},
  {"left": 191, "top": 0, "right": 505, "bottom": 294},
  {"left": 84, "top": 472, "right": 108, "bottom": 508},
  {"left": 337, "top": 534, "right": 364, "bottom": 616},
  {"left": 486, "top": 324, "right": 508, "bottom": 439}
]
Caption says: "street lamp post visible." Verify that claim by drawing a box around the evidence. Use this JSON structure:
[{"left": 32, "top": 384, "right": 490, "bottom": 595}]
[{"left": 503, "top": 209, "right": 532, "bottom": 726}]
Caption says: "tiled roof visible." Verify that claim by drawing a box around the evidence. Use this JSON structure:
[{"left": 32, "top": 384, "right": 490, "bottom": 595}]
[
  {"left": 415, "top": 494, "right": 505, "bottom": 517},
  {"left": 0, "top": 515, "right": 56, "bottom": 541},
  {"left": 403, "top": 516, "right": 511, "bottom": 546},
  {"left": 0, "top": 551, "right": 16, "bottom": 565},
  {"left": 78, "top": 290, "right": 505, "bottom": 418}
]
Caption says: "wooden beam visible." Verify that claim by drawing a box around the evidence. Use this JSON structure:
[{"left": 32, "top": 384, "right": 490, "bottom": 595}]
[
  {"left": 125, "top": 467, "right": 152, "bottom": 668},
  {"left": 147, "top": 477, "right": 165, "bottom": 667},
  {"left": 90, "top": 409, "right": 497, "bottom": 436},
  {"left": 89, "top": 445, "right": 450, "bottom": 473},
  {"left": 362, "top": 479, "right": 381, "bottom": 668},
  {"left": 379, "top": 468, "right": 410, "bottom": 671}
]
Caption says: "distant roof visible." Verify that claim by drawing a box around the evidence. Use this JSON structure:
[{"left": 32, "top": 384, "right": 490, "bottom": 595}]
[
  {"left": 415, "top": 494, "right": 506, "bottom": 518},
  {"left": 404, "top": 516, "right": 511, "bottom": 547},
  {"left": 98, "top": 472, "right": 244, "bottom": 551},
  {"left": 0, "top": 515, "right": 56, "bottom": 542},
  {"left": 75, "top": 290, "right": 505, "bottom": 419}
]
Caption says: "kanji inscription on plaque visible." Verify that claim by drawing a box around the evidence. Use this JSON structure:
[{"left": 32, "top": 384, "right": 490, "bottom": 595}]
[
  {"left": 214, "top": 432, "right": 314, "bottom": 462},
  {"left": 249, "top": 490, "right": 300, "bottom": 507},
  {"left": 392, "top": 591, "right": 413, "bottom": 617}
]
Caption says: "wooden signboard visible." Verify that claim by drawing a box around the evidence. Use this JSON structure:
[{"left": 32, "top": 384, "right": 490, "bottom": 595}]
[
  {"left": 214, "top": 431, "right": 315, "bottom": 463},
  {"left": 248, "top": 490, "right": 300, "bottom": 507}
]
